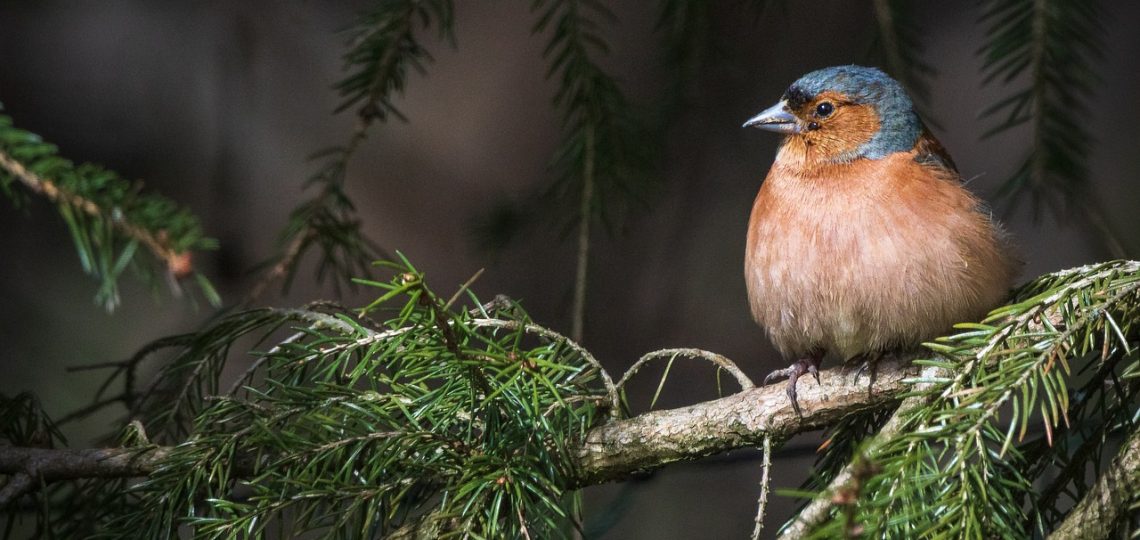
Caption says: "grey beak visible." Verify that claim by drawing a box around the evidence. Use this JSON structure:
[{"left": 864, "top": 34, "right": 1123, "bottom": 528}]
[{"left": 742, "top": 101, "right": 800, "bottom": 134}]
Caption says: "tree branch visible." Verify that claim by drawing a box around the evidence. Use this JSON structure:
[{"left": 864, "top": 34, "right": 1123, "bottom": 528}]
[
  {"left": 0, "top": 473, "right": 34, "bottom": 507},
  {"left": 776, "top": 392, "right": 923, "bottom": 538},
  {"left": 0, "top": 148, "right": 190, "bottom": 275},
  {"left": 573, "top": 353, "right": 916, "bottom": 485},
  {"left": 0, "top": 355, "right": 920, "bottom": 502},
  {"left": 1047, "top": 426, "right": 1140, "bottom": 540},
  {"left": 0, "top": 446, "right": 172, "bottom": 507}
]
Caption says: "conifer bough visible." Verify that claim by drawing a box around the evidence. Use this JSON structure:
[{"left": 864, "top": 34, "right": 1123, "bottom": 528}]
[{"left": 3, "top": 260, "right": 1139, "bottom": 538}]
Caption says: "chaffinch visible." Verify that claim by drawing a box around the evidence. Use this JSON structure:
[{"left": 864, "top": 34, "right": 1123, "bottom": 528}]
[{"left": 742, "top": 65, "right": 1020, "bottom": 415}]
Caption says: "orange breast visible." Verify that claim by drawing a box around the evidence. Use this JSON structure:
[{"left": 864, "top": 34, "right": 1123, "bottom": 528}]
[{"left": 744, "top": 148, "right": 1019, "bottom": 359}]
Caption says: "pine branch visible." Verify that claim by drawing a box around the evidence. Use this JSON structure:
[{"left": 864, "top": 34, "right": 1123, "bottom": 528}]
[
  {"left": 0, "top": 343, "right": 1046, "bottom": 530},
  {"left": 788, "top": 260, "right": 1140, "bottom": 538},
  {"left": 249, "top": 1, "right": 454, "bottom": 303},
  {"left": 1, "top": 394, "right": 64, "bottom": 447},
  {"left": 522, "top": 0, "right": 658, "bottom": 340},
  {"left": 0, "top": 354, "right": 919, "bottom": 494},
  {"left": 0, "top": 256, "right": 915, "bottom": 536},
  {"left": 7, "top": 260, "right": 1140, "bottom": 537},
  {"left": 0, "top": 151, "right": 179, "bottom": 272},
  {"left": 1020, "top": 351, "right": 1139, "bottom": 529},
  {"left": 0, "top": 111, "right": 218, "bottom": 309},
  {"left": 777, "top": 393, "right": 924, "bottom": 539},
  {"left": 978, "top": 0, "right": 1123, "bottom": 255}
]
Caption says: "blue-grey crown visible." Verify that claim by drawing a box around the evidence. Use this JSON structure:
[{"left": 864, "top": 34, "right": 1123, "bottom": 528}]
[{"left": 784, "top": 65, "right": 922, "bottom": 159}]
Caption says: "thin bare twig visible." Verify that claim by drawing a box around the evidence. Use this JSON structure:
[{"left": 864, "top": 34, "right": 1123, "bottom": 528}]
[
  {"left": 750, "top": 436, "right": 773, "bottom": 540},
  {"left": 55, "top": 395, "right": 131, "bottom": 426},
  {"left": 246, "top": 229, "right": 313, "bottom": 304},
  {"left": 617, "top": 348, "right": 755, "bottom": 393},
  {"left": 444, "top": 268, "right": 485, "bottom": 311}
]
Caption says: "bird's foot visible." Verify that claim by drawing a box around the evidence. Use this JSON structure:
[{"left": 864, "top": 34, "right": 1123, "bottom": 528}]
[
  {"left": 850, "top": 352, "right": 884, "bottom": 394},
  {"left": 762, "top": 353, "right": 823, "bottom": 417}
]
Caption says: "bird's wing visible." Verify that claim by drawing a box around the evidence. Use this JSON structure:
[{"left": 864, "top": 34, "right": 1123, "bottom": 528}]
[{"left": 911, "top": 126, "right": 959, "bottom": 175}]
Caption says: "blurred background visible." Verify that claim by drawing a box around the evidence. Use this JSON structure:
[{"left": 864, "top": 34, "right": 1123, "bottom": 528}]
[{"left": 1, "top": 1, "right": 1138, "bottom": 537}]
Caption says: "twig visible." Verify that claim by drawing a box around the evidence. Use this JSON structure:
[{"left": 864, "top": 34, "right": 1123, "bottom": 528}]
[
  {"left": 0, "top": 446, "right": 171, "bottom": 505},
  {"left": 750, "top": 436, "right": 773, "bottom": 540},
  {"left": 444, "top": 268, "right": 485, "bottom": 311},
  {"left": 570, "top": 126, "right": 596, "bottom": 344},
  {"left": 246, "top": 229, "right": 313, "bottom": 304},
  {"left": 1047, "top": 426, "right": 1140, "bottom": 539},
  {"left": 776, "top": 374, "right": 928, "bottom": 538},
  {"left": 0, "top": 149, "right": 188, "bottom": 273},
  {"left": 617, "top": 348, "right": 755, "bottom": 393},
  {"left": 226, "top": 330, "right": 308, "bottom": 395},
  {"left": 470, "top": 318, "right": 621, "bottom": 417},
  {"left": 474, "top": 294, "right": 516, "bottom": 316},
  {"left": 244, "top": 7, "right": 416, "bottom": 306},
  {"left": 0, "top": 473, "right": 33, "bottom": 507},
  {"left": 65, "top": 361, "right": 132, "bottom": 372},
  {"left": 55, "top": 395, "right": 131, "bottom": 426},
  {"left": 517, "top": 503, "right": 533, "bottom": 540}
]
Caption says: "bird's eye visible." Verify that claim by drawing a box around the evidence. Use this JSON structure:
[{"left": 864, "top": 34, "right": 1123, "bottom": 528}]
[{"left": 815, "top": 102, "right": 834, "bottom": 118}]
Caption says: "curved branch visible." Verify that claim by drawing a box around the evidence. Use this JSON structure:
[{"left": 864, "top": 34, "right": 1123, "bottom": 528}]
[
  {"left": 470, "top": 317, "right": 621, "bottom": 416},
  {"left": 617, "top": 348, "right": 755, "bottom": 393}
]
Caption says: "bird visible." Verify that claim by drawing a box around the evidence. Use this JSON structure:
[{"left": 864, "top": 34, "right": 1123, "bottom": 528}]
[{"left": 742, "top": 65, "right": 1020, "bottom": 416}]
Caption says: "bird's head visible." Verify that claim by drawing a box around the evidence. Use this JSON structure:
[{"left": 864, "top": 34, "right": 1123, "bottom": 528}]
[{"left": 743, "top": 65, "right": 922, "bottom": 164}]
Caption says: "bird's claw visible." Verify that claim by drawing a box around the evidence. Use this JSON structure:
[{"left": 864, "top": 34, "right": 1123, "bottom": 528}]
[
  {"left": 851, "top": 352, "right": 883, "bottom": 393},
  {"left": 852, "top": 361, "right": 870, "bottom": 383},
  {"left": 807, "top": 362, "right": 821, "bottom": 385},
  {"left": 762, "top": 355, "right": 823, "bottom": 417},
  {"left": 762, "top": 365, "right": 797, "bottom": 385}
]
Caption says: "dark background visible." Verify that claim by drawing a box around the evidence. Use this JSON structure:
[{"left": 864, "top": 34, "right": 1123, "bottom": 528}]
[{"left": 2, "top": 2, "right": 1138, "bottom": 538}]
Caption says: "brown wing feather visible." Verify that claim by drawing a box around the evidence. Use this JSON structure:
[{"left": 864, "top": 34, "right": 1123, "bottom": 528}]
[{"left": 912, "top": 127, "right": 958, "bottom": 174}]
